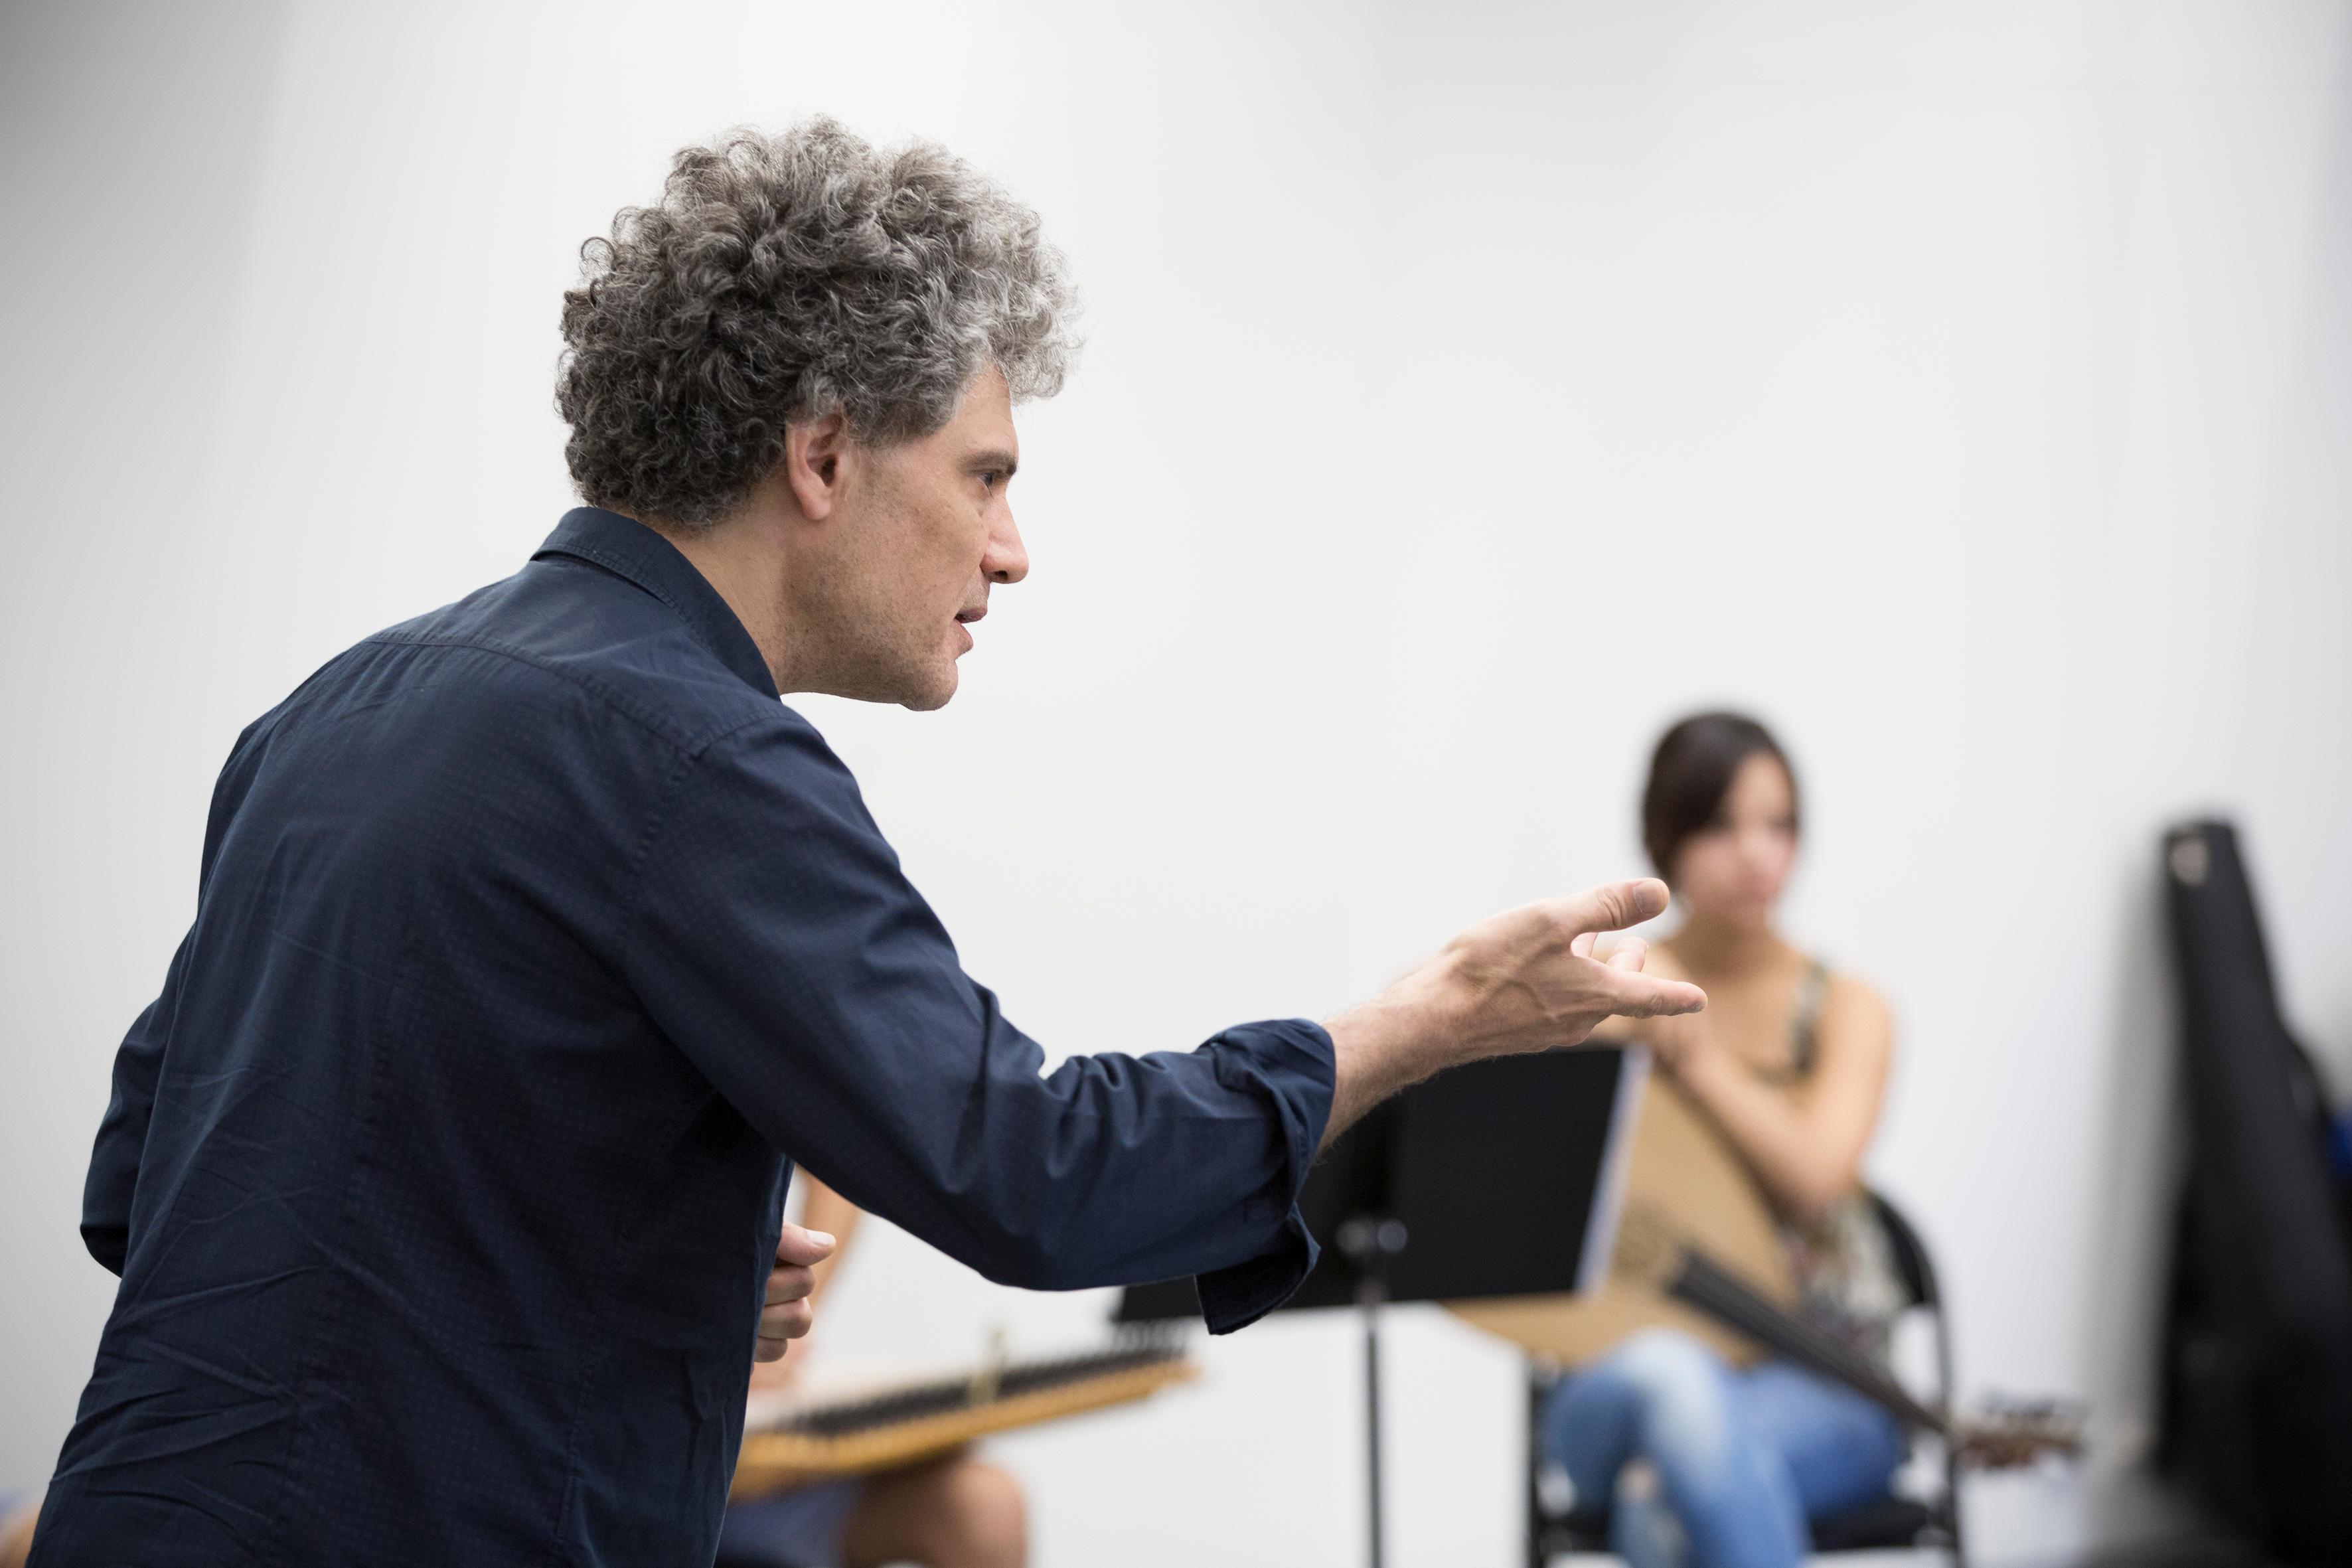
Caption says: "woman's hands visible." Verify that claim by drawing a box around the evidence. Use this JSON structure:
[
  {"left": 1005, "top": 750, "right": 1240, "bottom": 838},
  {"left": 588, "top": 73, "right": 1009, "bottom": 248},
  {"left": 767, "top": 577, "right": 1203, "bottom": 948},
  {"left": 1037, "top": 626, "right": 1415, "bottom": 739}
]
[{"left": 1622, "top": 953, "right": 1895, "bottom": 1225}]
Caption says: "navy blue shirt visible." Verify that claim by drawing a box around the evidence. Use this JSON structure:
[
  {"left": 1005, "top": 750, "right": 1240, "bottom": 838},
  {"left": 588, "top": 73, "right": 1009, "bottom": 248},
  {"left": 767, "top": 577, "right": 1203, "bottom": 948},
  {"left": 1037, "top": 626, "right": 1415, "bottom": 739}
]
[{"left": 35, "top": 509, "right": 1334, "bottom": 1568}]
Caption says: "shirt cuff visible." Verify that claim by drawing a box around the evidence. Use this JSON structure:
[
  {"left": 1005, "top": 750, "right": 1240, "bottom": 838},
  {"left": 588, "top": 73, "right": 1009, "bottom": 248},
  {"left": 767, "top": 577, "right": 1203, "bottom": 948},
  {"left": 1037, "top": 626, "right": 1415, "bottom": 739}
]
[
  {"left": 81, "top": 1221, "right": 129, "bottom": 1277},
  {"left": 1193, "top": 1018, "right": 1335, "bottom": 1334},
  {"left": 1195, "top": 1204, "right": 1320, "bottom": 1334}
]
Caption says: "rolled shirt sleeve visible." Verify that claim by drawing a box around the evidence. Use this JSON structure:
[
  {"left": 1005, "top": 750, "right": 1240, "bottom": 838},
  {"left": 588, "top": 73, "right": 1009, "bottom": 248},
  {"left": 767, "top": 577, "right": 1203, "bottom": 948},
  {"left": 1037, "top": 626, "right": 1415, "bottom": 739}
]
[{"left": 621, "top": 712, "right": 1335, "bottom": 1331}]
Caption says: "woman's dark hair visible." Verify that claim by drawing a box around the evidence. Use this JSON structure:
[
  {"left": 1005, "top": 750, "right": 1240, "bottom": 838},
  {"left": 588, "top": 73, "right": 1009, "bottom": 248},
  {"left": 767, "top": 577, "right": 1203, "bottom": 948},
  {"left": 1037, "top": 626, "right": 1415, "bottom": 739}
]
[{"left": 1640, "top": 711, "right": 1800, "bottom": 879}]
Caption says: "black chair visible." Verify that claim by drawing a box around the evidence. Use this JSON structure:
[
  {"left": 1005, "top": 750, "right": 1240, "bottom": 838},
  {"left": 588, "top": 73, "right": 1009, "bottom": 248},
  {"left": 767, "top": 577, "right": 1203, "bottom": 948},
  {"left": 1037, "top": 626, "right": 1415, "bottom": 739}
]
[{"left": 1526, "top": 1190, "right": 1963, "bottom": 1566}]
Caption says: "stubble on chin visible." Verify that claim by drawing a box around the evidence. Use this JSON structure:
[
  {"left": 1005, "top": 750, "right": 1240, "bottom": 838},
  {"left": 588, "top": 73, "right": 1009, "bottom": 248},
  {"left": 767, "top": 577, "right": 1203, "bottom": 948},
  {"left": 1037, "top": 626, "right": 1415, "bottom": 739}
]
[
  {"left": 896, "top": 649, "right": 960, "bottom": 711},
  {"left": 898, "top": 667, "right": 955, "bottom": 710}
]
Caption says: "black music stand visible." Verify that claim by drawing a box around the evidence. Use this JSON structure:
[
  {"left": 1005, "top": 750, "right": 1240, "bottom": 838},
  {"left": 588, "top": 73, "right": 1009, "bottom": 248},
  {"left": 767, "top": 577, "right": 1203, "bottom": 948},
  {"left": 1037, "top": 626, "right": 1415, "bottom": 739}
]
[{"left": 1117, "top": 1046, "right": 1648, "bottom": 1568}]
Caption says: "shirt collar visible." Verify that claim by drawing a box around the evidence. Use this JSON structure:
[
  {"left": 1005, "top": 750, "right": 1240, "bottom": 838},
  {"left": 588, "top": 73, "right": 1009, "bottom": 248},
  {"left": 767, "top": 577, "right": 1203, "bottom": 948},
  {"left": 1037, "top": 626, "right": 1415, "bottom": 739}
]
[{"left": 533, "top": 508, "right": 779, "bottom": 699}]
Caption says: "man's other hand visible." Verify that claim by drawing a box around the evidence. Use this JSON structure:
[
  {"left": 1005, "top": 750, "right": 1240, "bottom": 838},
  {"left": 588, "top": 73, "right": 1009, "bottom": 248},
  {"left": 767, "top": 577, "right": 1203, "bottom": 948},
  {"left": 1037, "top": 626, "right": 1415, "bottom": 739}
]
[
  {"left": 1320, "top": 878, "right": 1707, "bottom": 1143},
  {"left": 754, "top": 1223, "right": 836, "bottom": 1363}
]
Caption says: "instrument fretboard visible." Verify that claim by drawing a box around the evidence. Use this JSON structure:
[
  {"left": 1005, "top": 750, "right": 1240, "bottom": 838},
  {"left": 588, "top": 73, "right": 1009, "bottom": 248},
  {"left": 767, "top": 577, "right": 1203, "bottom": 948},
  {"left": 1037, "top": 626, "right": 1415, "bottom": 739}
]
[
  {"left": 773, "top": 1341, "right": 1187, "bottom": 1439},
  {"left": 732, "top": 1339, "right": 1197, "bottom": 1498}
]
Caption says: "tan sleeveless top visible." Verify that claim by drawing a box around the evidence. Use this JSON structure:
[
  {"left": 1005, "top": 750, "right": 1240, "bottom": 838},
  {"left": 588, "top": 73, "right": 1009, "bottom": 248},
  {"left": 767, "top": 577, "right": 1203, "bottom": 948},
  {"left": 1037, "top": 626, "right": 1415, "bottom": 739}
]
[{"left": 1757, "top": 963, "right": 1908, "bottom": 1366}]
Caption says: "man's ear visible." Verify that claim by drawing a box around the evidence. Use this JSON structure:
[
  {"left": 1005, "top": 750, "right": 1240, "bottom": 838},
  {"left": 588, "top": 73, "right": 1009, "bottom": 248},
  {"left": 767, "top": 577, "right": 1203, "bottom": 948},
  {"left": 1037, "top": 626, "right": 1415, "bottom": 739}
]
[{"left": 781, "top": 412, "right": 851, "bottom": 522}]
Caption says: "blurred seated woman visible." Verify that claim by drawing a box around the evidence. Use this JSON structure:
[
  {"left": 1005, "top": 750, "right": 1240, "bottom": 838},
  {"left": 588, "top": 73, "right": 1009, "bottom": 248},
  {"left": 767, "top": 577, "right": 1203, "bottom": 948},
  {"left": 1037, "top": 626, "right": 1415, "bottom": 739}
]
[{"left": 1538, "top": 712, "right": 1907, "bottom": 1568}]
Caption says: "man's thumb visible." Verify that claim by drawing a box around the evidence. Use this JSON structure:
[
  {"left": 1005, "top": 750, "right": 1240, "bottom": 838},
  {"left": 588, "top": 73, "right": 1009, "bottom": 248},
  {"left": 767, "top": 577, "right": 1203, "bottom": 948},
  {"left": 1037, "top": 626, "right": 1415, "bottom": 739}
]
[
  {"left": 1555, "top": 878, "right": 1671, "bottom": 938},
  {"left": 775, "top": 1223, "right": 836, "bottom": 1267}
]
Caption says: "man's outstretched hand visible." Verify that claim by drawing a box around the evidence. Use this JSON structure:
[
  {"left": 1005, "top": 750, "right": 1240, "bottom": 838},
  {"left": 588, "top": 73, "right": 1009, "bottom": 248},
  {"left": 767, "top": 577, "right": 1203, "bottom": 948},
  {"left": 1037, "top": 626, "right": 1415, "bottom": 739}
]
[
  {"left": 753, "top": 1223, "right": 836, "bottom": 1363},
  {"left": 1320, "top": 878, "right": 1705, "bottom": 1145}
]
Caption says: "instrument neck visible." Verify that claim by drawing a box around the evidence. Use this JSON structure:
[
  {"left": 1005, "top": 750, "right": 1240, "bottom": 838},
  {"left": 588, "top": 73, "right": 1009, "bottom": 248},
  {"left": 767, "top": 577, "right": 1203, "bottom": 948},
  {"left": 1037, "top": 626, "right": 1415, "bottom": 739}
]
[{"left": 1666, "top": 1248, "right": 1944, "bottom": 1434}]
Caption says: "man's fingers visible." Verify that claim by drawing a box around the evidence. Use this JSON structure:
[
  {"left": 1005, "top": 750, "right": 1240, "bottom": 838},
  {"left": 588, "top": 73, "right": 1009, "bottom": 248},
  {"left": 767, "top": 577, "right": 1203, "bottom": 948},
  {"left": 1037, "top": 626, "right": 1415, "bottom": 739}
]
[
  {"left": 758, "top": 1295, "right": 816, "bottom": 1349},
  {"left": 774, "top": 1223, "right": 836, "bottom": 1269},
  {"left": 766, "top": 1263, "right": 818, "bottom": 1306},
  {"left": 1606, "top": 936, "right": 1648, "bottom": 972},
  {"left": 1569, "top": 931, "right": 1599, "bottom": 960},
  {"left": 1548, "top": 878, "right": 1672, "bottom": 941},
  {"left": 757, "top": 1224, "right": 832, "bottom": 1364},
  {"left": 1604, "top": 970, "right": 1706, "bottom": 1018},
  {"left": 756, "top": 1290, "right": 817, "bottom": 1372}
]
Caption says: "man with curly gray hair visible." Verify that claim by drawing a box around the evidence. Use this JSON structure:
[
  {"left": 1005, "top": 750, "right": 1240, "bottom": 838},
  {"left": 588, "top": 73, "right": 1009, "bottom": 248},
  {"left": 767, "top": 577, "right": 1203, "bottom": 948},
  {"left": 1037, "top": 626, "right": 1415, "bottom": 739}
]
[
  {"left": 554, "top": 117, "right": 1077, "bottom": 716},
  {"left": 35, "top": 119, "right": 1699, "bottom": 1568},
  {"left": 560, "top": 119, "right": 1076, "bottom": 529}
]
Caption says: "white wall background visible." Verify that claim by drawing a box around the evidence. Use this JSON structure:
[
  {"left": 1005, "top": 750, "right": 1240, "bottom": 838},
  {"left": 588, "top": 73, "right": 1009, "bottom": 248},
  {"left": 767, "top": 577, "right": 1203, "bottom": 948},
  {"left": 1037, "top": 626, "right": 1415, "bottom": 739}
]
[{"left": 4, "top": 3, "right": 2349, "bottom": 1563}]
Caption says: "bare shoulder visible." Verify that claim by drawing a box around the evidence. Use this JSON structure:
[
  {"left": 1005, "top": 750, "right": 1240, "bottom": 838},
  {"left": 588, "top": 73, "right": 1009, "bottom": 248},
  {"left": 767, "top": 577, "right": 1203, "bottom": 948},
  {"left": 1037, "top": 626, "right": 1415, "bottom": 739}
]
[{"left": 1821, "top": 969, "right": 1894, "bottom": 1044}]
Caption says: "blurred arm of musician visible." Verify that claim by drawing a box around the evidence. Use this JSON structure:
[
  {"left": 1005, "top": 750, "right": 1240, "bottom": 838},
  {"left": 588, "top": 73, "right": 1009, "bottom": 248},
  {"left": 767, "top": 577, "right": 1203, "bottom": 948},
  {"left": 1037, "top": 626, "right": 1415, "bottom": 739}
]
[
  {"left": 1638, "top": 958, "right": 1889, "bottom": 1225},
  {"left": 1, "top": 1495, "right": 37, "bottom": 1568},
  {"left": 1634, "top": 901, "right": 1890, "bottom": 1225},
  {"left": 726, "top": 1175, "right": 1028, "bottom": 1568}
]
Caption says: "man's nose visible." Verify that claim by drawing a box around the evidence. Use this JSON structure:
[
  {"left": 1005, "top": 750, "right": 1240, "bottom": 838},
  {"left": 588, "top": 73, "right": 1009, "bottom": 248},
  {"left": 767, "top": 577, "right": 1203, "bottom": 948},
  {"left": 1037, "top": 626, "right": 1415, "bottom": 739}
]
[{"left": 984, "top": 507, "right": 1029, "bottom": 585}]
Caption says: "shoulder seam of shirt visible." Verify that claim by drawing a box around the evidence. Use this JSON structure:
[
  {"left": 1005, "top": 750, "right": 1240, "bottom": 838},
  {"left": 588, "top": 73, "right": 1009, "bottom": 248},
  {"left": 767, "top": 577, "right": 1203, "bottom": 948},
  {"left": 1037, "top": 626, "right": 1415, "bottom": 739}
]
[
  {"left": 362, "top": 627, "right": 778, "bottom": 757},
  {"left": 608, "top": 711, "right": 836, "bottom": 982}
]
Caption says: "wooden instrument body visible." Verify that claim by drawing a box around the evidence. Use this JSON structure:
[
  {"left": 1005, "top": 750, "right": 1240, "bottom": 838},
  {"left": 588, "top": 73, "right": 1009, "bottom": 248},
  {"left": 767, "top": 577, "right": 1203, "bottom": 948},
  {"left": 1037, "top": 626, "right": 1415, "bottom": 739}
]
[{"left": 1448, "top": 1068, "right": 1794, "bottom": 1368}]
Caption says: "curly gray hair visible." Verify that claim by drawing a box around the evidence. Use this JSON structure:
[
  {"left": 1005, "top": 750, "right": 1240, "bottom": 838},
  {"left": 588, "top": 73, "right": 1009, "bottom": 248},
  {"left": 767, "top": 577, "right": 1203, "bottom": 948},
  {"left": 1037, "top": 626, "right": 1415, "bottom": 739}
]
[{"left": 556, "top": 118, "right": 1079, "bottom": 529}]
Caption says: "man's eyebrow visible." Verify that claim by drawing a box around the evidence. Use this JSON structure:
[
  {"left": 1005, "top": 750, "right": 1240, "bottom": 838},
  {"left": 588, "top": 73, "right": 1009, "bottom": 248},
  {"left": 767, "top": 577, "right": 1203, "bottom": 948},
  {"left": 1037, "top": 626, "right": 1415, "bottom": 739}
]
[{"left": 966, "top": 448, "right": 1019, "bottom": 477}]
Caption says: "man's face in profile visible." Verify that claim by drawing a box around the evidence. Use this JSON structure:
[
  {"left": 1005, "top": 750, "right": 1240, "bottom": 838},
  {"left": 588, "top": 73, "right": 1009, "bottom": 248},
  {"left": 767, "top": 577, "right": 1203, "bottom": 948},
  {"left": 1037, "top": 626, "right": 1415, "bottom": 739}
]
[{"left": 817, "top": 367, "right": 1028, "bottom": 711}]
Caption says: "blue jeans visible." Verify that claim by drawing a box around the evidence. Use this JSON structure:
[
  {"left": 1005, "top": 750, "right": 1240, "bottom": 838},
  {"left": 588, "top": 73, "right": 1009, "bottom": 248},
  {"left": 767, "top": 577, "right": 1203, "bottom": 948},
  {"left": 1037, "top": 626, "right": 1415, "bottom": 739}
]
[
  {"left": 1538, "top": 1328, "right": 1906, "bottom": 1568},
  {"left": 714, "top": 1480, "right": 864, "bottom": 1568}
]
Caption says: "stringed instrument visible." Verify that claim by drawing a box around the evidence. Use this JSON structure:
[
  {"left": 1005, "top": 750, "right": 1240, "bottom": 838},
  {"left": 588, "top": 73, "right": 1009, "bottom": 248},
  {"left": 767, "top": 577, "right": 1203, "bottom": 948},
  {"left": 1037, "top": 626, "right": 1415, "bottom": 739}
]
[
  {"left": 732, "top": 1338, "right": 1198, "bottom": 1500},
  {"left": 1449, "top": 1066, "right": 2082, "bottom": 1469}
]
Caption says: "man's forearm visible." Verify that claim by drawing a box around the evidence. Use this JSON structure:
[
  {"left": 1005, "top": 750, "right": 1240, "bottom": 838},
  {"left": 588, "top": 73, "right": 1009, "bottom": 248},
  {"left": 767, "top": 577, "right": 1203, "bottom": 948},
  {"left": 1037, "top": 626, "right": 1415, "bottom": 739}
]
[{"left": 1319, "top": 957, "right": 1466, "bottom": 1149}]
